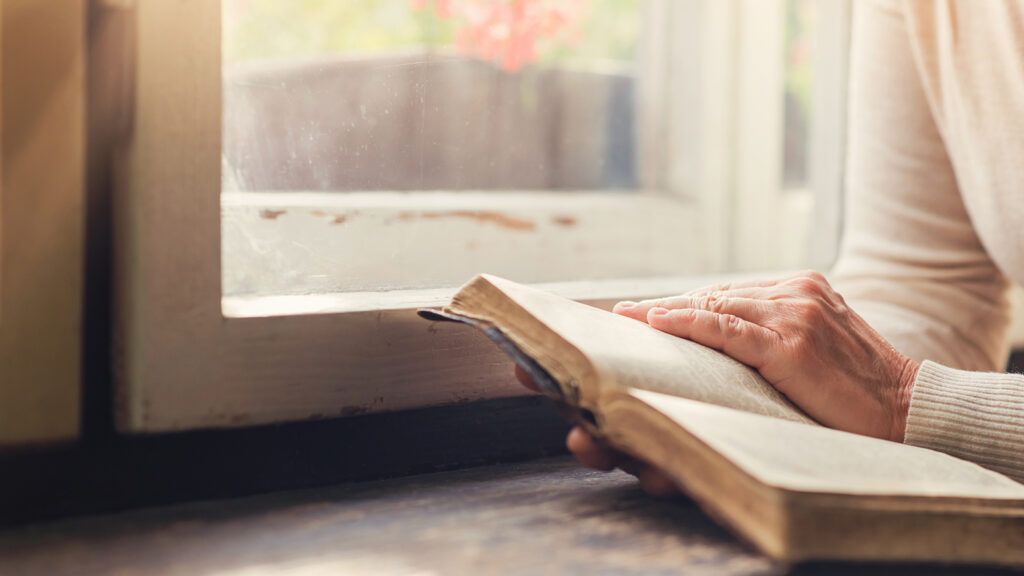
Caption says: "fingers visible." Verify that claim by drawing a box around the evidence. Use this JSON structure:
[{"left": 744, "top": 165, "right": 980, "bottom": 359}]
[
  {"left": 636, "top": 467, "right": 680, "bottom": 498},
  {"left": 615, "top": 295, "right": 771, "bottom": 324},
  {"left": 613, "top": 274, "right": 813, "bottom": 322},
  {"left": 566, "top": 426, "right": 680, "bottom": 497},
  {"left": 566, "top": 426, "right": 617, "bottom": 471},
  {"left": 530, "top": 371, "right": 681, "bottom": 497},
  {"left": 614, "top": 276, "right": 790, "bottom": 319},
  {"left": 646, "top": 307, "right": 780, "bottom": 369}
]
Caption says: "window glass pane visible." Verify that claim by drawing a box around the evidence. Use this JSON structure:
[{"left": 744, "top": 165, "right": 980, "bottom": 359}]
[
  {"left": 223, "top": 0, "right": 642, "bottom": 192},
  {"left": 220, "top": 1, "right": 844, "bottom": 298}
]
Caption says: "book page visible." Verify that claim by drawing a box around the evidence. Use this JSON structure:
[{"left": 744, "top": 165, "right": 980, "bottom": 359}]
[
  {"left": 630, "top": 389, "right": 1024, "bottom": 498},
  {"left": 474, "top": 275, "right": 813, "bottom": 424}
]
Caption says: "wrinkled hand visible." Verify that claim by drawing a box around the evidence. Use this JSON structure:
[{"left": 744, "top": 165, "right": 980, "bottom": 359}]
[{"left": 516, "top": 271, "right": 920, "bottom": 496}]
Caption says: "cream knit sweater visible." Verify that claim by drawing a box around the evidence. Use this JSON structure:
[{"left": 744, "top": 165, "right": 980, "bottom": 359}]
[{"left": 831, "top": 0, "right": 1024, "bottom": 482}]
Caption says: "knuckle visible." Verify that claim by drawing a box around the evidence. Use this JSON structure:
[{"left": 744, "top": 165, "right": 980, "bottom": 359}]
[
  {"left": 789, "top": 271, "right": 831, "bottom": 297},
  {"left": 678, "top": 308, "right": 699, "bottom": 321},
  {"left": 703, "top": 292, "right": 729, "bottom": 314},
  {"left": 832, "top": 299, "right": 851, "bottom": 318},
  {"left": 832, "top": 289, "right": 847, "bottom": 306},
  {"left": 719, "top": 314, "right": 745, "bottom": 339},
  {"left": 695, "top": 295, "right": 711, "bottom": 311},
  {"left": 804, "top": 270, "right": 828, "bottom": 285},
  {"left": 790, "top": 277, "right": 822, "bottom": 296}
]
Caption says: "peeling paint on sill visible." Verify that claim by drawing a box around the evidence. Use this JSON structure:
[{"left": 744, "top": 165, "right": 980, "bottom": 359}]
[
  {"left": 259, "top": 209, "right": 287, "bottom": 220},
  {"left": 396, "top": 210, "right": 536, "bottom": 231}
]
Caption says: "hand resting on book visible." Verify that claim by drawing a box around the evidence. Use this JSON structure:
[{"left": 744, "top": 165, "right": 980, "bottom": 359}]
[{"left": 516, "top": 270, "right": 922, "bottom": 496}]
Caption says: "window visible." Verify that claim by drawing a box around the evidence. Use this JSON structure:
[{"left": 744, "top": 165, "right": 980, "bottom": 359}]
[
  {"left": 220, "top": 0, "right": 709, "bottom": 299},
  {"left": 114, "top": 0, "right": 851, "bottom": 432}
]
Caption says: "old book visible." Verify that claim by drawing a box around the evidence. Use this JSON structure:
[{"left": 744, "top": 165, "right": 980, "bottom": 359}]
[{"left": 419, "top": 274, "right": 1024, "bottom": 566}]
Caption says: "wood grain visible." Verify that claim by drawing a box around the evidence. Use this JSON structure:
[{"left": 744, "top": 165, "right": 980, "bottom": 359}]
[
  {"left": 0, "top": 458, "right": 777, "bottom": 576},
  {"left": 2, "top": 457, "right": 1016, "bottom": 576}
]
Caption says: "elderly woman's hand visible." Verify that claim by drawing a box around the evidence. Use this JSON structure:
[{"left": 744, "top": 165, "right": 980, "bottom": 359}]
[{"left": 516, "top": 270, "right": 920, "bottom": 496}]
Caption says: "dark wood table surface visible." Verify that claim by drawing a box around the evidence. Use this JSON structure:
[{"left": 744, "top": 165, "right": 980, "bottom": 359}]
[{"left": 1, "top": 457, "right": 1020, "bottom": 575}]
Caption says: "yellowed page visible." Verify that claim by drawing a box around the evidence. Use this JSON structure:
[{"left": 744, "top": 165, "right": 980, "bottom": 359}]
[
  {"left": 630, "top": 389, "right": 1024, "bottom": 498},
  {"left": 468, "top": 275, "right": 813, "bottom": 424}
]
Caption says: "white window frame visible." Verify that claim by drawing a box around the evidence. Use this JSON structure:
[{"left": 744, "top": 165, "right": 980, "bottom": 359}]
[
  {"left": 1, "top": 1, "right": 85, "bottom": 445},
  {"left": 114, "top": 0, "right": 850, "bottom": 432}
]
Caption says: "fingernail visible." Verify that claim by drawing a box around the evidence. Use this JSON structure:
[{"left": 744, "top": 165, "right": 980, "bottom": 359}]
[
  {"left": 649, "top": 307, "right": 669, "bottom": 316},
  {"left": 615, "top": 301, "right": 636, "bottom": 310}
]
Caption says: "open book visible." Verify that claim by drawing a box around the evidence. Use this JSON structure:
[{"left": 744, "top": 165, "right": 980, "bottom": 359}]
[{"left": 419, "top": 274, "right": 1024, "bottom": 566}]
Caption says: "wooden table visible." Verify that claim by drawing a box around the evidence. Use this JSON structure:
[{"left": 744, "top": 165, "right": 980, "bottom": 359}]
[{"left": 0, "top": 458, "right": 1019, "bottom": 575}]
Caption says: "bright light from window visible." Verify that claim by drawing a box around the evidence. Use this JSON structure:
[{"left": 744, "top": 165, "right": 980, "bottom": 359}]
[{"left": 222, "top": 0, "right": 643, "bottom": 193}]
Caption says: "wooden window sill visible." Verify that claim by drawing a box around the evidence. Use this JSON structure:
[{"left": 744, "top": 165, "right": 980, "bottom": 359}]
[
  {"left": 0, "top": 457, "right": 999, "bottom": 575},
  {"left": 0, "top": 458, "right": 768, "bottom": 574}
]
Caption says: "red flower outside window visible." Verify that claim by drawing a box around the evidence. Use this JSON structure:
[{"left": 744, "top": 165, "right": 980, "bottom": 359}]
[{"left": 412, "top": 0, "right": 589, "bottom": 72}]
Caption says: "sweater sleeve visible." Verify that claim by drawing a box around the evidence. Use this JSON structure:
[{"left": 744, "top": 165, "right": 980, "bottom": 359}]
[
  {"left": 830, "top": 1, "right": 1023, "bottom": 480},
  {"left": 831, "top": 0, "right": 1011, "bottom": 371},
  {"left": 907, "top": 362, "right": 1024, "bottom": 482}
]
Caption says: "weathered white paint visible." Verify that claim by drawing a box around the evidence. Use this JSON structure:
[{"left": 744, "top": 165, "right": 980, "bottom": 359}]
[
  {"left": 222, "top": 191, "right": 708, "bottom": 297},
  {"left": 117, "top": 0, "right": 724, "bottom": 432},
  {"left": 118, "top": 0, "right": 860, "bottom": 433},
  {"left": 202, "top": 275, "right": 751, "bottom": 430}
]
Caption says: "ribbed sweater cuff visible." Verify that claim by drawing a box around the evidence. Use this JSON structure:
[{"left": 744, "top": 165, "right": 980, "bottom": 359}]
[{"left": 904, "top": 360, "right": 1024, "bottom": 483}]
